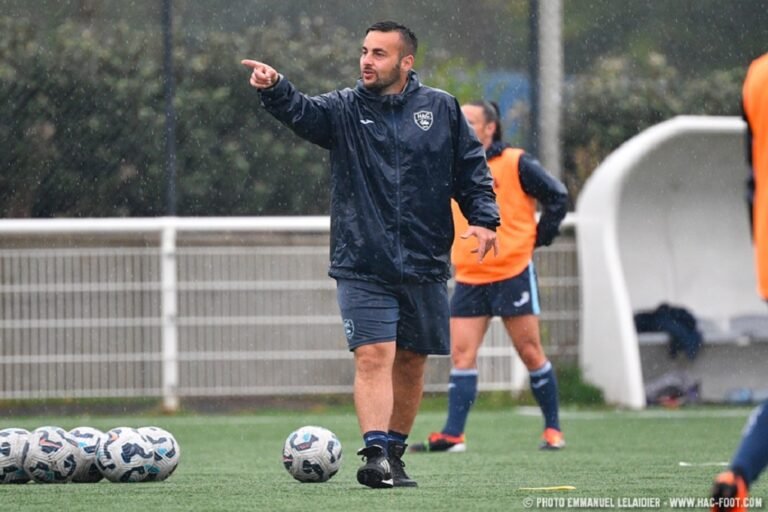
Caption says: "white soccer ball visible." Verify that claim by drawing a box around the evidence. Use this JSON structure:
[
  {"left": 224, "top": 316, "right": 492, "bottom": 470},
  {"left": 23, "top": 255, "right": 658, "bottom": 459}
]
[
  {"left": 0, "top": 428, "right": 30, "bottom": 484},
  {"left": 138, "top": 426, "right": 180, "bottom": 481},
  {"left": 69, "top": 427, "right": 105, "bottom": 483},
  {"left": 95, "top": 427, "right": 155, "bottom": 483},
  {"left": 282, "top": 425, "right": 342, "bottom": 483},
  {"left": 22, "top": 426, "right": 79, "bottom": 483}
]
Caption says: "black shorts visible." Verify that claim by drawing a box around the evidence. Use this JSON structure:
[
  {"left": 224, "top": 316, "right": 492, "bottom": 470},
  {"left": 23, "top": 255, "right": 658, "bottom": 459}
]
[
  {"left": 335, "top": 279, "right": 450, "bottom": 355},
  {"left": 450, "top": 263, "right": 540, "bottom": 317}
]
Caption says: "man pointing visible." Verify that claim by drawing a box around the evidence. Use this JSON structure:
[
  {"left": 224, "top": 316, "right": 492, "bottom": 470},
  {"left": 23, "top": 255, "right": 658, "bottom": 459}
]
[{"left": 242, "top": 21, "right": 499, "bottom": 489}]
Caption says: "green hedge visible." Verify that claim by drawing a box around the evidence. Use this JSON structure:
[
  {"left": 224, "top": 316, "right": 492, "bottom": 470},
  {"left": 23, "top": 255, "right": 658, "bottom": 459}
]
[
  {"left": 0, "top": 17, "right": 358, "bottom": 217},
  {"left": 0, "top": 16, "right": 749, "bottom": 218},
  {"left": 562, "top": 53, "right": 746, "bottom": 201}
]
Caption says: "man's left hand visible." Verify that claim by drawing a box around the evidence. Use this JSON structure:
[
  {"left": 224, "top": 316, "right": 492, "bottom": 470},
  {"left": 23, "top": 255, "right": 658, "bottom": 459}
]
[{"left": 460, "top": 226, "right": 498, "bottom": 263}]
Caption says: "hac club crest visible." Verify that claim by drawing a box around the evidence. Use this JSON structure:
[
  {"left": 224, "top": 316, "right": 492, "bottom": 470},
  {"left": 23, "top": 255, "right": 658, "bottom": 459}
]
[{"left": 413, "top": 111, "right": 433, "bottom": 131}]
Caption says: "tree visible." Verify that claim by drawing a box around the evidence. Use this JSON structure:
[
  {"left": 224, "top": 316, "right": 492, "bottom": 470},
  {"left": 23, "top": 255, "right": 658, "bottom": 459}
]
[
  {"left": 1, "top": 1, "right": 762, "bottom": 217},
  {"left": 0, "top": 16, "right": 359, "bottom": 217},
  {"left": 562, "top": 52, "right": 745, "bottom": 201}
]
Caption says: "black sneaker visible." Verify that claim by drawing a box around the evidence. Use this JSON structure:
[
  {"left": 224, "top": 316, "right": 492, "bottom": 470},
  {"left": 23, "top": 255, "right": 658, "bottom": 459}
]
[
  {"left": 356, "top": 445, "right": 393, "bottom": 489},
  {"left": 388, "top": 442, "right": 418, "bottom": 487}
]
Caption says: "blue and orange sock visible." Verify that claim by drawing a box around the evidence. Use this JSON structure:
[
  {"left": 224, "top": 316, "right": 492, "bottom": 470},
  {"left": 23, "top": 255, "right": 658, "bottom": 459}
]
[
  {"left": 442, "top": 368, "right": 478, "bottom": 437},
  {"left": 529, "top": 360, "right": 560, "bottom": 431}
]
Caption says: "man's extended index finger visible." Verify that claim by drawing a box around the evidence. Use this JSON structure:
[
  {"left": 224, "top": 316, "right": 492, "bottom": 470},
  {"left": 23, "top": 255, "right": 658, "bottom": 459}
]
[{"left": 240, "top": 59, "right": 262, "bottom": 69}]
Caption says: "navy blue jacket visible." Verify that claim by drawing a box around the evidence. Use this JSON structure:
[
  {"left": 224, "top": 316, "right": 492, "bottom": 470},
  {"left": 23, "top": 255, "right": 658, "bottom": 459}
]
[{"left": 259, "top": 71, "right": 500, "bottom": 284}]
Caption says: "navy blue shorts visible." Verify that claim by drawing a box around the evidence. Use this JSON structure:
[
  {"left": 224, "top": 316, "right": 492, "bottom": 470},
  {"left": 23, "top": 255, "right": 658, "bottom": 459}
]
[
  {"left": 335, "top": 279, "right": 450, "bottom": 355},
  {"left": 450, "top": 263, "right": 541, "bottom": 317}
]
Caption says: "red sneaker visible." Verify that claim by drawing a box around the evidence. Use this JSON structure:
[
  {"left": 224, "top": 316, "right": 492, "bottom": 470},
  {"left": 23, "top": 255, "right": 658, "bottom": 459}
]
[
  {"left": 408, "top": 432, "right": 466, "bottom": 453},
  {"left": 711, "top": 471, "right": 748, "bottom": 512},
  {"left": 540, "top": 428, "right": 566, "bottom": 450}
]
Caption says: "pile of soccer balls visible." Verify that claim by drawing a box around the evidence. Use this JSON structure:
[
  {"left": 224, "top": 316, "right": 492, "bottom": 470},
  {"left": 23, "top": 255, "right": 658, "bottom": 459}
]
[
  {"left": 282, "top": 425, "right": 343, "bottom": 483},
  {"left": 0, "top": 425, "right": 180, "bottom": 484}
]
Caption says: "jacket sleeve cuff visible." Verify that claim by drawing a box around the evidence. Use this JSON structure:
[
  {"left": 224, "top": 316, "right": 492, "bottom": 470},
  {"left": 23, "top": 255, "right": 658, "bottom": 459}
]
[
  {"left": 258, "top": 74, "right": 285, "bottom": 95},
  {"left": 469, "top": 221, "right": 498, "bottom": 231}
]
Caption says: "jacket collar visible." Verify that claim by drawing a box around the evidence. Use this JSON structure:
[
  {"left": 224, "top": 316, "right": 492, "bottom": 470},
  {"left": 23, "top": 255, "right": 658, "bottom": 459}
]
[
  {"left": 354, "top": 70, "right": 421, "bottom": 105},
  {"left": 486, "top": 140, "right": 510, "bottom": 160}
]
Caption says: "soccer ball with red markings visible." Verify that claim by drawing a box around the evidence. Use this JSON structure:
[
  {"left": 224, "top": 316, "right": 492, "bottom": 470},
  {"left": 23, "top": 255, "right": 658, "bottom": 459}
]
[
  {"left": 22, "top": 426, "right": 79, "bottom": 483},
  {"left": 282, "top": 425, "right": 342, "bottom": 483},
  {"left": 95, "top": 427, "right": 155, "bottom": 483}
]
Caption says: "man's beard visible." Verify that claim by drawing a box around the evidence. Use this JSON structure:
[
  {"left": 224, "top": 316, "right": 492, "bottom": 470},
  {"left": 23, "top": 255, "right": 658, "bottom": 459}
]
[{"left": 363, "top": 63, "right": 401, "bottom": 93}]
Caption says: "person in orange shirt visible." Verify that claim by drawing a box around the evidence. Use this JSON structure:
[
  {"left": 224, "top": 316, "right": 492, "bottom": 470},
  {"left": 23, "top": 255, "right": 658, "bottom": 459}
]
[
  {"left": 710, "top": 52, "right": 768, "bottom": 512},
  {"left": 410, "top": 100, "right": 568, "bottom": 453}
]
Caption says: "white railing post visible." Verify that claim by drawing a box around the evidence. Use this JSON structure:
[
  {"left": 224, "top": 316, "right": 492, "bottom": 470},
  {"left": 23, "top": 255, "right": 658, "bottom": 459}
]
[{"left": 161, "top": 220, "right": 180, "bottom": 412}]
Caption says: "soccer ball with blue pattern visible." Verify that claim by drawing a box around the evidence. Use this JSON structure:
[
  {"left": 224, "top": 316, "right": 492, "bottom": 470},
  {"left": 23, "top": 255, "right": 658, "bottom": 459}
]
[
  {"left": 95, "top": 427, "right": 155, "bottom": 483},
  {"left": 69, "top": 426, "right": 105, "bottom": 483},
  {"left": 0, "top": 428, "right": 30, "bottom": 484},
  {"left": 138, "top": 426, "right": 180, "bottom": 481},
  {"left": 282, "top": 425, "right": 342, "bottom": 483},
  {"left": 22, "top": 426, "right": 79, "bottom": 483}
]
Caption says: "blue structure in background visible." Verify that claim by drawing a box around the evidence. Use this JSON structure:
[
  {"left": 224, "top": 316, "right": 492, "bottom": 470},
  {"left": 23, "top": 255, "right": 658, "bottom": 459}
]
[{"left": 482, "top": 71, "right": 530, "bottom": 149}]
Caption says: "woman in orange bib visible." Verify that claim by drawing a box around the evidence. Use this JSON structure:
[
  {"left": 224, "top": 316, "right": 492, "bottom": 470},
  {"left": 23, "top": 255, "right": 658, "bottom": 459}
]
[{"left": 410, "top": 100, "right": 568, "bottom": 453}]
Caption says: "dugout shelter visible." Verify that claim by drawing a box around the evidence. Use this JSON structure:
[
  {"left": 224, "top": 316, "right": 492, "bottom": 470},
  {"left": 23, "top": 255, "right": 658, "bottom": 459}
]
[{"left": 576, "top": 116, "right": 767, "bottom": 409}]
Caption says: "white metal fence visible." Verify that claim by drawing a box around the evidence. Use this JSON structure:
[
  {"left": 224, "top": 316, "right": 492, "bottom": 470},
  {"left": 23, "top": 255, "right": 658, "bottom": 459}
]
[{"left": 0, "top": 216, "right": 579, "bottom": 410}]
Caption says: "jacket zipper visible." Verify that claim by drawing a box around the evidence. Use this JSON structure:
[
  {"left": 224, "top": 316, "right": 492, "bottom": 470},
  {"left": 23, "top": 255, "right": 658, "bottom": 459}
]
[{"left": 390, "top": 100, "right": 403, "bottom": 283}]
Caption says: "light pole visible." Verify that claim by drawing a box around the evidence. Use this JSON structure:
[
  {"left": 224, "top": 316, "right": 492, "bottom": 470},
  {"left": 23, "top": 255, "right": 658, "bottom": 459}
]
[
  {"left": 162, "top": 0, "right": 177, "bottom": 216},
  {"left": 529, "top": 0, "right": 563, "bottom": 179},
  {"left": 528, "top": 0, "right": 539, "bottom": 158}
]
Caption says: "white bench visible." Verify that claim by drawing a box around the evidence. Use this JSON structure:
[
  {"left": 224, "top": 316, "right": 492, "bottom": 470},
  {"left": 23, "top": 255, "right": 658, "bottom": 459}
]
[{"left": 637, "top": 315, "right": 768, "bottom": 346}]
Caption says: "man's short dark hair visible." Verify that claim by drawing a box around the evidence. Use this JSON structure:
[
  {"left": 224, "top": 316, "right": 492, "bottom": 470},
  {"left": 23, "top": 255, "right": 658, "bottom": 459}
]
[{"left": 366, "top": 21, "right": 418, "bottom": 58}]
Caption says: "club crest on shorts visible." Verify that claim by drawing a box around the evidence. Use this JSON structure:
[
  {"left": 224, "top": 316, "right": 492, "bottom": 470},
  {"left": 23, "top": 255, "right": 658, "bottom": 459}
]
[
  {"left": 413, "top": 111, "right": 433, "bottom": 131},
  {"left": 343, "top": 319, "right": 355, "bottom": 340}
]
